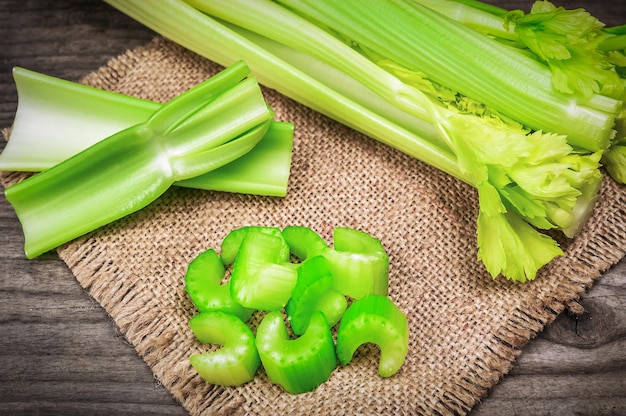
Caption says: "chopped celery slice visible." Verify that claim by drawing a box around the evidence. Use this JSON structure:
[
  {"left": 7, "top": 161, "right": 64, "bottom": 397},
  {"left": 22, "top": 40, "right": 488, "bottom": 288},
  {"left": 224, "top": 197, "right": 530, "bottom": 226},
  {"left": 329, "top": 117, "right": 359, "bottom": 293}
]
[
  {"left": 286, "top": 255, "right": 346, "bottom": 335},
  {"left": 256, "top": 311, "right": 337, "bottom": 394},
  {"left": 220, "top": 226, "right": 290, "bottom": 265},
  {"left": 6, "top": 62, "right": 274, "bottom": 258},
  {"left": 283, "top": 225, "right": 389, "bottom": 299},
  {"left": 0, "top": 67, "right": 293, "bottom": 197},
  {"left": 189, "top": 311, "right": 260, "bottom": 386},
  {"left": 282, "top": 225, "right": 329, "bottom": 259},
  {"left": 336, "top": 295, "right": 409, "bottom": 378},
  {"left": 230, "top": 229, "right": 297, "bottom": 311},
  {"left": 184, "top": 248, "right": 254, "bottom": 321},
  {"left": 314, "top": 288, "right": 348, "bottom": 331},
  {"left": 324, "top": 228, "right": 389, "bottom": 299}
]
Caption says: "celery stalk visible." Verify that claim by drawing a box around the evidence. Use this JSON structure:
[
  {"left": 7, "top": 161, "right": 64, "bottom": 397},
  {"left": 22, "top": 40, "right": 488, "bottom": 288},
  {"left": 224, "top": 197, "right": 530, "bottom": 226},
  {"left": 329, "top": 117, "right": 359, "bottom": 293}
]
[
  {"left": 6, "top": 62, "right": 274, "bottom": 258},
  {"left": 103, "top": 0, "right": 463, "bottom": 181},
  {"left": 0, "top": 67, "right": 293, "bottom": 197},
  {"left": 277, "top": 0, "right": 618, "bottom": 152},
  {"left": 413, "top": 0, "right": 625, "bottom": 101},
  {"left": 410, "top": 0, "right": 516, "bottom": 40}
]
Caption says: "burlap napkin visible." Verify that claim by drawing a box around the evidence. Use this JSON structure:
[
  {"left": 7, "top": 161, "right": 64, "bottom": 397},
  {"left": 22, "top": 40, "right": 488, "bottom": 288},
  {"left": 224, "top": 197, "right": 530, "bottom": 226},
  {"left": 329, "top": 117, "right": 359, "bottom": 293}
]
[{"left": 3, "top": 37, "right": 626, "bottom": 415}]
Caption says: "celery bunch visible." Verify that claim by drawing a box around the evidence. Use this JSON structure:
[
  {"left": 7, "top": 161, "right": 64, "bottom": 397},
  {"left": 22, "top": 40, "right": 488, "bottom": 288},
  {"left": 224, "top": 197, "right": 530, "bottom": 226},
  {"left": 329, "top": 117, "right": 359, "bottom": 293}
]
[{"left": 105, "top": 0, "right": 624, "bottom": 282}]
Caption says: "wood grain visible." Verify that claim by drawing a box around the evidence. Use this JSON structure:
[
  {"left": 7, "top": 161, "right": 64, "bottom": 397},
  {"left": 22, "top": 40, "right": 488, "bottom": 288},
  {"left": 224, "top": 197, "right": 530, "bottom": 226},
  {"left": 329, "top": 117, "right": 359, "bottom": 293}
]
[{"left": 1, "top": 1, "right": 624, "bottom": 415}]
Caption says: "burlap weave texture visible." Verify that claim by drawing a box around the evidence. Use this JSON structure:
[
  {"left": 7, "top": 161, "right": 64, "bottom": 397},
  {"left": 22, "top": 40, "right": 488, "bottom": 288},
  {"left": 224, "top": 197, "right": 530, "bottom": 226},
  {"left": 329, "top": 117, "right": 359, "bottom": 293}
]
[{"left": 2, "top": 37, "right": 626, "bottom": 415}]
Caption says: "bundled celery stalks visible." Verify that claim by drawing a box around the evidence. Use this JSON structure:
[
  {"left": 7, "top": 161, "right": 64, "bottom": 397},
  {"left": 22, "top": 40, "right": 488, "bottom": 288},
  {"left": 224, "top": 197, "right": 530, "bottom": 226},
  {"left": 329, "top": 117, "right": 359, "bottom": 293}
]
[
  {"left": 4, "top": 62, "right": 279, "bottom": 258},
  {"left": 104, "top": 0, "right": 625, "bottom": 282}
]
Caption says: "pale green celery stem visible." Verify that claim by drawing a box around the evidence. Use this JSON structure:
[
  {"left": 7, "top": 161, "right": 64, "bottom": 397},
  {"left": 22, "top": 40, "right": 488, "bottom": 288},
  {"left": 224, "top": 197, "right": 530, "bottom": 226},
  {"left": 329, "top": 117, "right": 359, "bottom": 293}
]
[
  {"left": 104, "top": 0, "right": 465, "bottom": 183},
  {"left": 0, "top": 67, "right": 159, "bottom": 170},
  {"left": 188, "top": 0, "right": 437, "bottom": 124},
  {"left": 218, "top": 19, "right": 447, "bottom": 151},
  {"left": 176, "top": 121, "right": 293, "bottom": 196},
  {"left": 413, "top": 0, "right": 622, "bottom": 117},
  {"left": 411, "top": 0, "right": 518, "bottom": 41},
  {"left": 7, "top": 72, "right": 272, "bottom": 258},
  {"left": 0, "top": 67, "right": 292, "bottom": 197},
  {"left": 448, "top": 0, "right": 508, "bottom": 17},
  {"left": 277, "top": 0, "right": 617, "bottom": 152}
]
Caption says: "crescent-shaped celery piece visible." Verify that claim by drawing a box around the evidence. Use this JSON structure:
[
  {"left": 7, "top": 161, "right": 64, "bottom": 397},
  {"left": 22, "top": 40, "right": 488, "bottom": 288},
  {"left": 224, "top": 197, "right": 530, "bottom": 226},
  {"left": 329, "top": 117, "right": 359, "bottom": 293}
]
[
  {"left": 285, "top": 255, "right": 347, "bottom": 335},
  {"left": 230, "top": 229, "right": 297, "bottom": 311},
  {"left": 336, "top": 295, "right": 409, "bottom": 378},
  {"left": 5, "top": 62, "right": 274, "bottom": 258},
  {"left": 256, "top": 311, "right": 336, "bottom": 394},
  {"left": 0, "top": 67, "right": 293, "bottom": 197},
  {"left": 188, "top": 311, "right": 260, "bottom": 386},
  {"left": 281, "top": 225, "right": 329, "bottom": 260},
  {"left": 184, "top": 248, "right": 254, "bottom": 321}
]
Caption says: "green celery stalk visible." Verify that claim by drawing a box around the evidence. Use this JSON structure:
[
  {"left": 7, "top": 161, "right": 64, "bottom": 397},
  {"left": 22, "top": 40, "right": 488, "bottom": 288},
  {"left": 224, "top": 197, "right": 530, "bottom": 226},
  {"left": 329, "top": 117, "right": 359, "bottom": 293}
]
[
  {"left": 256, "top": 311, "right": 337, "bottom": 394},
  {"left": 189, "top": 311, "right": 261, "bottom": 386},
  {"left": 0, "top": 67, "right": 293, "bottom": 197},
  {"left": 336, "top": 294, "right": 409, "bottom": 378},
  {"left": 276, "top": 0, "right": 619, "bottom": 152},
  {"left": 184, "top": 248, "right": 254, "bottom": 321},
  {"left": 103, "top": 0, "right": 462, "bottom": 180},
  {"left": 408, "top": 0, "right": 517, "bottom": 41},
  {"left": 447, "top": 0, "right": 508, "bottom": 17},
  {"left": 106, "top": 0, "right": 609, "bottom": 282},
  {"left": 6, "top": 62, "right": 274, "bottom": 258},
  {"left": 415, "top": 0, "right": 625, "bottom": 101}
]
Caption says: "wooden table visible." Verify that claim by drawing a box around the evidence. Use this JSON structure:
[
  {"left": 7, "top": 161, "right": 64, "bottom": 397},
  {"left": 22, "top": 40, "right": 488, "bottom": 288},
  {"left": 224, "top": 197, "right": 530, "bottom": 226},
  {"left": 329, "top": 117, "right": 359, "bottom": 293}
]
[{"left": 1, "top": 1, "right": 624, "bottom": 415}]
